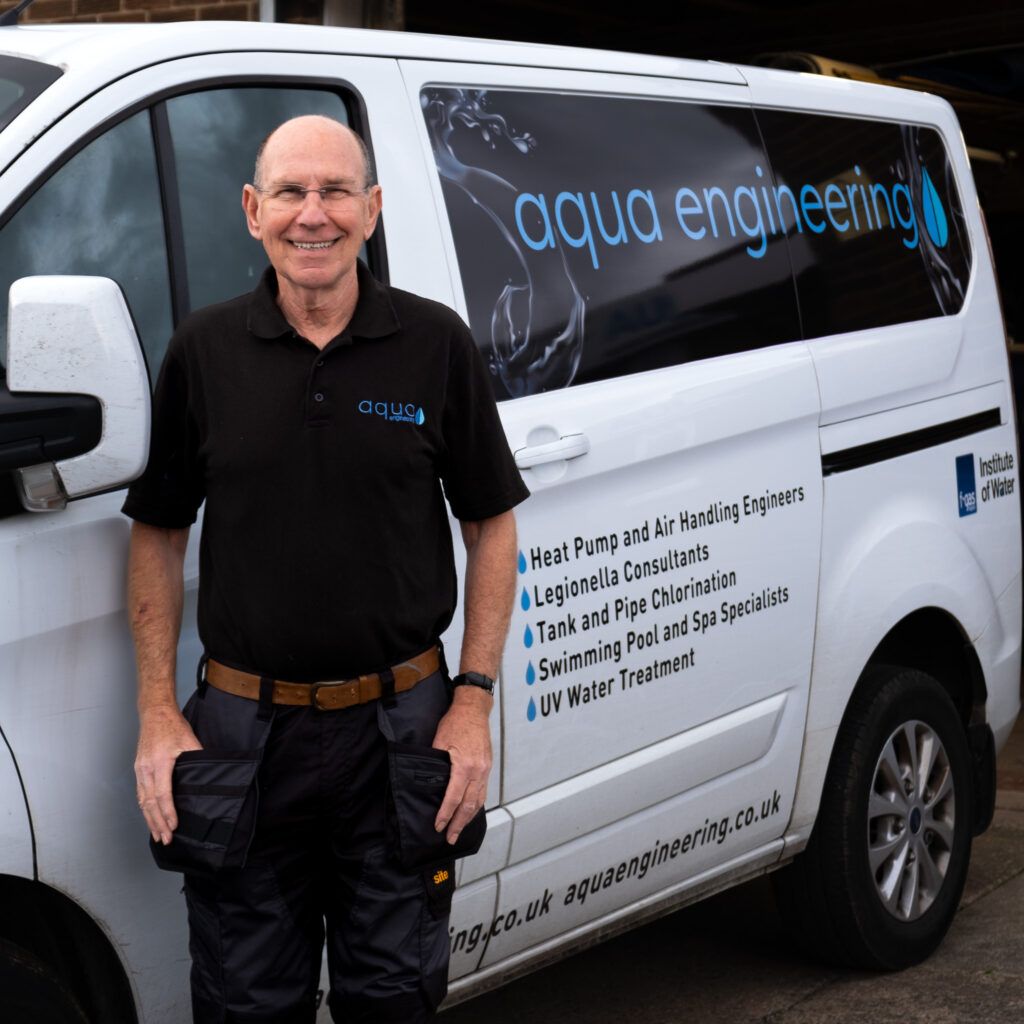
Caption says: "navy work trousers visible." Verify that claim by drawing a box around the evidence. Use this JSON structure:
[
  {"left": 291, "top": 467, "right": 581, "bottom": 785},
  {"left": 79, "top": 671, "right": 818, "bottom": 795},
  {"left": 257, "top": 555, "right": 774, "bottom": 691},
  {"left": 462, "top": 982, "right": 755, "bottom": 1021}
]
[{"left": 180, "top": 669, "right": 455, "bottom": 1023}]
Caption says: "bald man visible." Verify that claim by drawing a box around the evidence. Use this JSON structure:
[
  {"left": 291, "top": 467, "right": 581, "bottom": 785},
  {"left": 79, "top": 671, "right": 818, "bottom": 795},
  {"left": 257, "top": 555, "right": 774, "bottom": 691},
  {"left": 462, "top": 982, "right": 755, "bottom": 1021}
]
[{"left": 125, "top": 116, "right": 528, "bottom": 1023}]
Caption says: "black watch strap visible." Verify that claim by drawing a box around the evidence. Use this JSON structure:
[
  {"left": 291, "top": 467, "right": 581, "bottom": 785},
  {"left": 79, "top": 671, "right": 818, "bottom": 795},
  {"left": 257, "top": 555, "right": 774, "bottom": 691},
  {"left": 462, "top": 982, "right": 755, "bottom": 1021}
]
[{"left": 451, "top": 671, "right": 495, "bottom": 694}]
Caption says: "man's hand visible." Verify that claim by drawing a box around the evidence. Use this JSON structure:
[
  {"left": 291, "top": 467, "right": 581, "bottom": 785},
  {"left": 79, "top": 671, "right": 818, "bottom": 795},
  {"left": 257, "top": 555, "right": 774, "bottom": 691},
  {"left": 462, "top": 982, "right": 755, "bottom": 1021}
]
[
  {"left": 431, "top": 686, "right": 493, "bottom": 844},
  {"left": 135, "top": 703, "right": 202, "bottom": 845}
]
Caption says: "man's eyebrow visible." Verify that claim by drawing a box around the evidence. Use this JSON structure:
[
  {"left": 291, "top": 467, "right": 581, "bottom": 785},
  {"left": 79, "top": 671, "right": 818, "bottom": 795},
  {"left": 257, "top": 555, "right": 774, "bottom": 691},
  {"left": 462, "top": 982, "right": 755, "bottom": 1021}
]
[{"left": 267, "top": 177, "right": 363, "bottom": 188}]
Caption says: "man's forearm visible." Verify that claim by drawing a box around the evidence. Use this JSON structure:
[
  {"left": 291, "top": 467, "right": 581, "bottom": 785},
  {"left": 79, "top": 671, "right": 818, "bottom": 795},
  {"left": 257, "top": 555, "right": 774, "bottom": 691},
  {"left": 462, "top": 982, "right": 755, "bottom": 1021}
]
[
  {"left": 458, "top": 510, "right": 518, "bottom": 679},
  {"left": 128, "top": 521, "right": 190, "bottom": 712}
]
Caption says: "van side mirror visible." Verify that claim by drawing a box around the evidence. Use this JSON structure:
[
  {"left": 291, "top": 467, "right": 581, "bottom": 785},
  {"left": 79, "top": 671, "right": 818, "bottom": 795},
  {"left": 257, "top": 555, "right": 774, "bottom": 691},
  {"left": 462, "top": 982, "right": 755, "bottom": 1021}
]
[{"left": 3, "top": 276, "right": 150, "bottom": 510}]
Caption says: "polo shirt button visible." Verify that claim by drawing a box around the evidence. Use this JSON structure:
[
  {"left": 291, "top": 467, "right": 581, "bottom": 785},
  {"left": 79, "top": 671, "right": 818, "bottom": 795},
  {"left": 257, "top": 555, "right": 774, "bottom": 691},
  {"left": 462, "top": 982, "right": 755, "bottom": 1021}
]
[
  {"left": 314, "top": 392, "right": 325, "bottom": 402},
  {"left": 316, "top": 360, "right": 324, "bottom": 367}
]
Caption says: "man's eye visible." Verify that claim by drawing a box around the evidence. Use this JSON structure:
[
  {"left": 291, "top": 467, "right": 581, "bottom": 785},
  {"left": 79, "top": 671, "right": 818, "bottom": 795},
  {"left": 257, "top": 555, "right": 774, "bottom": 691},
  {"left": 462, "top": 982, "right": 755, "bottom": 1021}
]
[
  {"left": 275, "top": 186, "right": 305, "bottom": 200},
  {"left": 322, "top": 187, "right": 351, "bottom": 200}
]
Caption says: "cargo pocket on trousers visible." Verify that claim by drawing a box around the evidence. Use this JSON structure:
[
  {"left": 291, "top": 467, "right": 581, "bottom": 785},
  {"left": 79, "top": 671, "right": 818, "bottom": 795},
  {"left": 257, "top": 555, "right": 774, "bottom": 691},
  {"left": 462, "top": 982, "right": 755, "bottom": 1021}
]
[
  {"left": 386, "top": 743, "right": 486, "bottom": 871},
  {"left": 149, "top": 749, "right": 261, "bottom": 877}
]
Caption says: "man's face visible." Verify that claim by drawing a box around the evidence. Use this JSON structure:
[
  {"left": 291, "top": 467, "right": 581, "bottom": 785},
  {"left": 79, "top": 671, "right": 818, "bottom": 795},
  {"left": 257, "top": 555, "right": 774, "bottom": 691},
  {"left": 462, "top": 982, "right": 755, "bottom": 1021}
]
[{"left": 242, "top": 119, "right": 382, "bottom": 296}]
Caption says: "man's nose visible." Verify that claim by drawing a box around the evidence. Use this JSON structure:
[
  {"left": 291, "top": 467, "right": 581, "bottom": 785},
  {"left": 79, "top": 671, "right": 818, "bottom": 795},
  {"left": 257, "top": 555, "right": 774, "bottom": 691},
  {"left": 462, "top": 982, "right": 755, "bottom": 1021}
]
[{"left": 295, "top": 190, "right": 330, "bottom": 224}]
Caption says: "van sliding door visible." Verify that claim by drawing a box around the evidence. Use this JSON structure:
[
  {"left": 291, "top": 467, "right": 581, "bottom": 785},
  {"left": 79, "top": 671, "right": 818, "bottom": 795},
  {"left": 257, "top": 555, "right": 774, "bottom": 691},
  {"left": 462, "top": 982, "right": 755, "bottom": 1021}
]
[{"left": 402, "top": 60, "right": 823, "bottom": 970}]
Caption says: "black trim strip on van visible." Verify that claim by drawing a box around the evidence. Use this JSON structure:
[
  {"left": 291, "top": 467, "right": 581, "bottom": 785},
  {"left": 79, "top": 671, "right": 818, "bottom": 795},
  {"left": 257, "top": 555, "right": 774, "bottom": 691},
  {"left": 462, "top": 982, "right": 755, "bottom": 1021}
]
[
  {"left": 150, "top": 101, "right": 191, "bottom": 329},
  {"left": 821, "top": 408, "right": 1002, "bottom": 476}
]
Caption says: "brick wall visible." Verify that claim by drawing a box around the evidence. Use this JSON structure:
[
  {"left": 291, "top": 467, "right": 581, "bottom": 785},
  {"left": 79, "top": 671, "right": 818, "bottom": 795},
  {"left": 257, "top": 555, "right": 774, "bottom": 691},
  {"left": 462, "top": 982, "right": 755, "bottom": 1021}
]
[{"left": 0, "top": 0, "right": 260, "bottom": 23}]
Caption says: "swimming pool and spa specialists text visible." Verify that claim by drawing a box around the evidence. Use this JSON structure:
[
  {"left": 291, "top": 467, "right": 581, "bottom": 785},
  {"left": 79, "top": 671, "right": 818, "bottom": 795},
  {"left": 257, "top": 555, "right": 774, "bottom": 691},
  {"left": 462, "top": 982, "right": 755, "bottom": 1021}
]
[
  {"left": 450, "top": 787, "right": 784, "bottom": 957},
  {"left": 517, "top": 484, "right": 804, "bottom": 722}
]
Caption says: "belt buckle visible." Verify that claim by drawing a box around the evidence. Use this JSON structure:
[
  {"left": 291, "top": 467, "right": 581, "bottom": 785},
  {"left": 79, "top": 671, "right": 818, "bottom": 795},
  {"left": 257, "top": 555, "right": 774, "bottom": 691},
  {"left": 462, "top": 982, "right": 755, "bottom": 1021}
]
[{"left": 311, "top": 679, "right": 359, "bottom": 711}]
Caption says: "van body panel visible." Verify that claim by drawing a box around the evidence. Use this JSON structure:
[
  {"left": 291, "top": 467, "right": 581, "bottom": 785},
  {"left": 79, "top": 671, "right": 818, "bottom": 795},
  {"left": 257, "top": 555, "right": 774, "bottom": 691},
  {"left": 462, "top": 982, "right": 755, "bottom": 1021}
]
[
  {"left": 0, "top": 727, "right": 32, "bottom": 880},
  {"left": 975, "top": 574, "right": 1023, "bottom": 752}
]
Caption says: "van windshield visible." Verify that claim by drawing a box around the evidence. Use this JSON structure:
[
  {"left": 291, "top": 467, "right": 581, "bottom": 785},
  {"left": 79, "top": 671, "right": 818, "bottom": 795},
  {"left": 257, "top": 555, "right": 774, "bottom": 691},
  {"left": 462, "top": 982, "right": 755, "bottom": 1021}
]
[{"left": 0, "top": 55, "right": 61, "bottom": 134}]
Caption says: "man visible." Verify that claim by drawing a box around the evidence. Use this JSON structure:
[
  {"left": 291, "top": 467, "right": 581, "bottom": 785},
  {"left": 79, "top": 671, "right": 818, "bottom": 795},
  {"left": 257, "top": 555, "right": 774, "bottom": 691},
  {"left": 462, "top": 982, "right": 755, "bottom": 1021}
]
[{"left": 125, "top": 115, "right": 528, "bottom": 1023}]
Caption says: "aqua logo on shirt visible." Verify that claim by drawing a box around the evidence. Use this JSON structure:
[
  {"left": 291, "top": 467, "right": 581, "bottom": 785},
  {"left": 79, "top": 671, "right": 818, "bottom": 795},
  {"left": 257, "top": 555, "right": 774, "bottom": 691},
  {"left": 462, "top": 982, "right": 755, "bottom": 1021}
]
[{"left": 357, "top": 399, "right": 426, "bottom": 425}]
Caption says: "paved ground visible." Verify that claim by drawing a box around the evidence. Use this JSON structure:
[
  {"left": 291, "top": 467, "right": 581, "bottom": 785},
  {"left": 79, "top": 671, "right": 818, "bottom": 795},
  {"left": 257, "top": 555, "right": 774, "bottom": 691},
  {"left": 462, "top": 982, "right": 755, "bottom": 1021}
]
[{"left": 444, "top": 709, "right": 1024, "bottom": 1023}]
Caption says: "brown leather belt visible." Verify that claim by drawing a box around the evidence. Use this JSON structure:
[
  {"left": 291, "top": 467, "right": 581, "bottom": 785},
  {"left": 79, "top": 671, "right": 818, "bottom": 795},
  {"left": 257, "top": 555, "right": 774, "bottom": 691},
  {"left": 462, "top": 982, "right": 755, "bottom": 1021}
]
[{"left": 205, "top": 647, "right": 440, "bottom": 711}]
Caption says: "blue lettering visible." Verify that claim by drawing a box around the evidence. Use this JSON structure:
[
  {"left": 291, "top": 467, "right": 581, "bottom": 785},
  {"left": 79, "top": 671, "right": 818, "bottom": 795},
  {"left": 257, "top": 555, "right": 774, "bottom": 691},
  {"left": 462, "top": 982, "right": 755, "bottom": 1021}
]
[
  {"left": 824, "top": 184, "right": 849, "bottom": 231},
  {"left": 674, "top": 187, "right": 705, "bottom": 240},
  {"left": 625, "top": 189, "right": 662, "bottom": 244},
  {"left": 733, "top": 185, "right": 767, "bottom": 258},
  {"left": 773, "top": 185, "right": 802, "bottom": 234},
  {"left": 514, "top": 192, "right": 555, "bottom": 251},
  {"left": 870, "top": 182, "right": 893, "bottom": 229},
  {"left": 358, "top": 400, "right": 372, "bottom": 414},
  {"left": 799, "top": 185, "right": 826, "bottom": 234},
  {"left": 892, "top": 184, "right": 918, "bottom": 249},
  {"left": 702, "top": 187, "right": 735, "bottom": 239},
  {"left": 555, "top": 191, "right": 599, "bottom": 269},
  {"left": 590, "top": 190, "right": 629, "bottom": 246},
  {"left": 375, "top": 401, "right": 388, "bottom": 417}
]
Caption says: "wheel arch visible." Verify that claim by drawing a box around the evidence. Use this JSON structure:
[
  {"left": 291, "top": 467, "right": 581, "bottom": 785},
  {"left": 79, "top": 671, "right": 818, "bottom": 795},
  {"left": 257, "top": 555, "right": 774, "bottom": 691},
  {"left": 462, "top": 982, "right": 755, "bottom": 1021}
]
[{"left": 0, "top": 874, "right": 138, "bottom": 1024}]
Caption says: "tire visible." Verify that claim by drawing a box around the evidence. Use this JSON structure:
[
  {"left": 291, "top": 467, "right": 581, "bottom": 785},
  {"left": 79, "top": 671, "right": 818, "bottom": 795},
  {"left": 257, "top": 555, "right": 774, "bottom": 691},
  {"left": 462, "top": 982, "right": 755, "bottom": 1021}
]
[
  {"left": 773, "top": 665, "right": 974, "bottom": 970},
  {"left": 0, "top": 939, "right": 90, "bottom": 1024}
]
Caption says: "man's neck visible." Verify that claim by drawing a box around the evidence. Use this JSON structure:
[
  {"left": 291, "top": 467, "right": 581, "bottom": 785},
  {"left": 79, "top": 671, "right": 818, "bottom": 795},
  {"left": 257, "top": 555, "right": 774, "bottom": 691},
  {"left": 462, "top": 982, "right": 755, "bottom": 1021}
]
[{"left": 275, "top": 270, "right": 359, "bottom": 350}]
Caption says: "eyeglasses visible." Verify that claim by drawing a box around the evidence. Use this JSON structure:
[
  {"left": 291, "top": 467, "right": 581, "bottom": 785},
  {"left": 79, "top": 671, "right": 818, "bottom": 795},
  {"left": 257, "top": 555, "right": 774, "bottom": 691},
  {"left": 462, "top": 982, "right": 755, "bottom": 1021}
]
[{"left": 254, "top": 184, "right": 370, "bottom": 207}]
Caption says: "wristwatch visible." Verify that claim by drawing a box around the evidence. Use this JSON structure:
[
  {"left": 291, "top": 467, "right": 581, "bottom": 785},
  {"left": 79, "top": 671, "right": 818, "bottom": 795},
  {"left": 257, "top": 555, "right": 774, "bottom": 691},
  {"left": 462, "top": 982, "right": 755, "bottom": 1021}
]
[{"left": 451, "top": 671, "right": 496, "bottom": 695}]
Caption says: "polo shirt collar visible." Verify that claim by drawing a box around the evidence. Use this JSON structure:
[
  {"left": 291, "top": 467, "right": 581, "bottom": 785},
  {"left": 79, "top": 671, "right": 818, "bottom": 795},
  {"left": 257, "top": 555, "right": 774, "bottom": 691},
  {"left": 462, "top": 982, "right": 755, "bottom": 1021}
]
[{"left": 246, "top": 259, "right": 400, "bottom": 343}]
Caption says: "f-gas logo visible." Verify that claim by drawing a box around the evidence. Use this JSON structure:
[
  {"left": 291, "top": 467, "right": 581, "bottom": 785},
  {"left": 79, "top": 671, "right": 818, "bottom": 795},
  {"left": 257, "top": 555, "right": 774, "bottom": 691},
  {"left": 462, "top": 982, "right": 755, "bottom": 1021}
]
[
  {"left": 956, "top": 453, "right": 977, "bottom": 517},
  {"left": 357, "top": 399, "right": 426, "bottom": 425}
]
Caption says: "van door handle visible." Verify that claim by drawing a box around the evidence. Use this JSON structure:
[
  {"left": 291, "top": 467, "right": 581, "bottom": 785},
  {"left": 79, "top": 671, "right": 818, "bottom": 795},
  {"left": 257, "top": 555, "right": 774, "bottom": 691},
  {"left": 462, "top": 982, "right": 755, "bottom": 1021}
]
[{"left": 514, "top": 433, "right": 590, "bottom": 469}]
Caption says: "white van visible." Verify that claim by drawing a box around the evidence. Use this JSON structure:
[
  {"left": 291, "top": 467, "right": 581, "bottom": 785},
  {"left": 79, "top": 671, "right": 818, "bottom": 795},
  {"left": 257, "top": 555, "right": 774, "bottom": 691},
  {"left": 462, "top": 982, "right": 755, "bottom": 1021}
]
[{"left": 0, "top": 22, "right": 1019, "bottom": 1023}]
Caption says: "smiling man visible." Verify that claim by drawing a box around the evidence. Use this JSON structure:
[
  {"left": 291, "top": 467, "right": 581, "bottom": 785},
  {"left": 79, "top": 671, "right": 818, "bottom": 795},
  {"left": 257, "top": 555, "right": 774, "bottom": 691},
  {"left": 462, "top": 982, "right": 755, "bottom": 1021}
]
[{"left": 124, "top": 116, "right": 528, "bottom": 1023}]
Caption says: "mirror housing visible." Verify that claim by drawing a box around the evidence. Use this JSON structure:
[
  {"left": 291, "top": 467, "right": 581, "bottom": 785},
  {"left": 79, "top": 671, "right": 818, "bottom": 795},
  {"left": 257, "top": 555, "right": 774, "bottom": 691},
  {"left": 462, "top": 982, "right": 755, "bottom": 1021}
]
[{"left": 4, "top": 276, "right": 150, "bottom": 510}]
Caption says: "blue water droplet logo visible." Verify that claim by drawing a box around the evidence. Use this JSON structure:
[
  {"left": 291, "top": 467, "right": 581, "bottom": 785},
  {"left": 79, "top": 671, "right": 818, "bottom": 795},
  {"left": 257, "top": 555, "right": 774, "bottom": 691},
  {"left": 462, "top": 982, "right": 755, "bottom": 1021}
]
[
  {"left": 527, "top": 697, "right": 537, "bottom": 722},
  {"left": 415, "top": 407, "right": 425, "bottom": 426},
  {"left": 518, "top": 550, "right": 527, "bottom": 574},
  {"left": 921, "top": 167, "right": 948, "bottom": 248},
  {"left": 520, "top": 587, "right": 531, "bottom": 611},
  {"left": 526, "top": 661, "right": 535, "bottom": 685},
  {"left": 524, "top": 625, "right": 533, "bottom": 648}
]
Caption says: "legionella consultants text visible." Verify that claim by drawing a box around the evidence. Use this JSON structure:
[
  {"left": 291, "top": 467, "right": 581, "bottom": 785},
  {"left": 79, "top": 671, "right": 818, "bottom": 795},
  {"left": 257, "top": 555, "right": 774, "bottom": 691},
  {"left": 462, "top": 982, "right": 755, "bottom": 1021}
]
[{"left": 513, "top": 164, "right": 948, "bottom": 268}]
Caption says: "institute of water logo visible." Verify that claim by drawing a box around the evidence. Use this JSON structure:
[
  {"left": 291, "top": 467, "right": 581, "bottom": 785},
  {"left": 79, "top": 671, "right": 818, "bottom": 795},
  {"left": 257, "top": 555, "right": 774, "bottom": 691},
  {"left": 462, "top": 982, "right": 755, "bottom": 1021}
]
[
  {"left": 956, "top": 453, "right": 977, "bottom": 517},
  {"left": 357, "top": 399, "right": 425, "bottom": 425}
]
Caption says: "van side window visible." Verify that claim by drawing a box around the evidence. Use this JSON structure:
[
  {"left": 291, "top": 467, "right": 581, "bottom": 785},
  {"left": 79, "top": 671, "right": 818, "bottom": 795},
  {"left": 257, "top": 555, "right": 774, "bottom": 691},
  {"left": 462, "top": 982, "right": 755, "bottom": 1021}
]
[
  {"left": 420, "top": 88, "right": 801, "bottom": 401},
  {"left": 164, "top": 87, "right": 351, "bottom": 314},
  {"left": 0, "top": 110, "right": 172, "bottom": 377},
  {"left": 755, "top": 110, "right": 972, "bottom": 338}
]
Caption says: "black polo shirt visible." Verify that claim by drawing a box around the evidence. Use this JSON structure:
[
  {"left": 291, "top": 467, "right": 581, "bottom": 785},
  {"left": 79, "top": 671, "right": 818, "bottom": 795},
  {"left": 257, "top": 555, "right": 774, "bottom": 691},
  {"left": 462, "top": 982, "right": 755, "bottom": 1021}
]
[{"left": 123, "top": 261, "right": 529, "bottom": 681}]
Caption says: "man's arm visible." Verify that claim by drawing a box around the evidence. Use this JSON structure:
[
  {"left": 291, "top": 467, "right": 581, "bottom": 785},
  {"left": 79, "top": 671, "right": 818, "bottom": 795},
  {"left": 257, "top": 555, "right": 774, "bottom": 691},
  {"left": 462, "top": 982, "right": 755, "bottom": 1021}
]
[
  {"left": 128, "top": 520, "right": 202, "bottom": 845},
  {"left": 431, "top": 508, "right": 518, "bottom": 844}
]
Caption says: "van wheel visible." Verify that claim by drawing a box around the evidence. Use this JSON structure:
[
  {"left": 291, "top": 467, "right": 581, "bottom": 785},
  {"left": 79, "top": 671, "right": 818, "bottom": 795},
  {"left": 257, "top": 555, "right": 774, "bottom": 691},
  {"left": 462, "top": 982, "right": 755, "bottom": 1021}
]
[
  {"left": 773, "top": 666, "right": 973, "bottom": 969},
  {"left": 0, "top": 939, "right": 90, "bottom": 1023}
]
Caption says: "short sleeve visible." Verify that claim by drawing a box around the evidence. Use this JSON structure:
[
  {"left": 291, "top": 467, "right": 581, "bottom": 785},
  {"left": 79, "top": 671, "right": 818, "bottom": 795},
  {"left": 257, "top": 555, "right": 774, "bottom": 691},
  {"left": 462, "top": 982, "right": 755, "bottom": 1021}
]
[
  {"left": 121, "top": 334, "right": 205, "bottom": 527},
  {"left": 440, "top": 324, "right": 530, "bottom": 521}
]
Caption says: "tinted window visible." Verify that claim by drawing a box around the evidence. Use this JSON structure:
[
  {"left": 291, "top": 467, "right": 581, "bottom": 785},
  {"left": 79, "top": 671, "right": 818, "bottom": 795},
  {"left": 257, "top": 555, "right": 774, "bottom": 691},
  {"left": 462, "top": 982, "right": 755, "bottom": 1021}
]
[
  {"left": 421, "top": 88, "right": 800, "bottom": 400},
  {"left": 0, "top": 110, "right": 172, "bottom": 377},
  {"left": 756, "top": 110, "right": 971, "bottom": 338},
  {"left": 0, "top": 55, "right": 62, "bottom": 134},
  {"left": 166, "top": 87, "right": 349, "bottom": 311}
]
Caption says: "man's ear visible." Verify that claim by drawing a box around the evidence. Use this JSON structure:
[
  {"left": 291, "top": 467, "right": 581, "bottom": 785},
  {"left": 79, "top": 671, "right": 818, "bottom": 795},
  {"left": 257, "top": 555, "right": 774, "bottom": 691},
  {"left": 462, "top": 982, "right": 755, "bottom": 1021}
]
[
  {"left": 242, "top": 184, "right": 263, "bottom": 241},
  {"left": 363, "top": 184, "right": 383, "bottom": 240}
]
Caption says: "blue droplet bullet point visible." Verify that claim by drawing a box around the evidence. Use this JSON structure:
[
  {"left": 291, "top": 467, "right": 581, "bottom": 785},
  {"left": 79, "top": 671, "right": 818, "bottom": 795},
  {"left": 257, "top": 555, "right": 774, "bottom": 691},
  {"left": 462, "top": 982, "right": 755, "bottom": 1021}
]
[
  {"left": 526, "top": 661, "right": 535, "bottom": 685},
  {"left": 524, "top": 625, "right": 533, "bottom": 648},
  {"left": 527, "top": 697, "right": 537, "bottom": 722},
  {"left": 518, "top": 551, "right": 527, "bottom": 574},
  {"left": 520, "top": 587, "right": 531, "bottom": 611},
  {"left": 415, "top": 407, "right": 425, "bottom": 425}
]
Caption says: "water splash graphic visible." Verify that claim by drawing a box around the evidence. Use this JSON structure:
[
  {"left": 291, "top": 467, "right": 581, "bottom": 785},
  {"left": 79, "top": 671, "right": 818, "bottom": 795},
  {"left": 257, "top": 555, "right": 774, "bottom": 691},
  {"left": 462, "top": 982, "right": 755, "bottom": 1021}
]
[
  {"left": 414, "top": 407, "right": 425, "bottom": 426},
  {"left": 526, "top": 661, "right": 536, "bottom": 685},
  {"left": 898, "top": 125, "right": 966, "bottom": 313},
  {"left": 520, "top": 587, "right": 531, "bottom": 611},
  {"left": 421, "top": 88, "right": 587, "bottom": 396},
  {"left": 527, "top": 697, "right": 537, "bottom": 722},
  {"left": 524, "top": 624, "right": 534, "bottom": 648},
  {"left": 518, "top": 550, "right": 527, "bottom": 574}
]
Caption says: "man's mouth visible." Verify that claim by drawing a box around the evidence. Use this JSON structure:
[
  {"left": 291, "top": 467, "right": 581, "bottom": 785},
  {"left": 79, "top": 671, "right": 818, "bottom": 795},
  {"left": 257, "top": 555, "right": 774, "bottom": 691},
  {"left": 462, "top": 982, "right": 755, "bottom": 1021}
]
[{"left": 291, "top": 240, "right": 337, "bottom": 250}]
